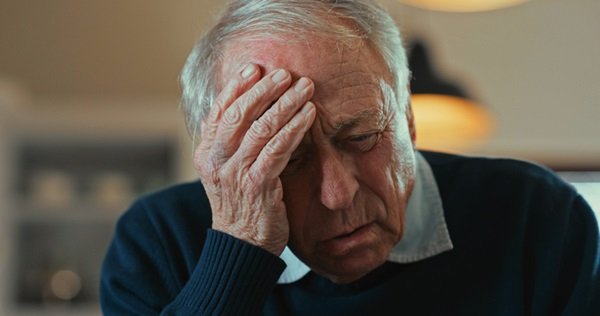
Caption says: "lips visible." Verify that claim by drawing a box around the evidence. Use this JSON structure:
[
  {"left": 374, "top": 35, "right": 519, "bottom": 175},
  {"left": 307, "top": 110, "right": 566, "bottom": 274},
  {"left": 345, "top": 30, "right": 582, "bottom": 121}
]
[
  {"left": 319, "top": 223, "right": 376, "bottom": 256},
  {"left": 333, "top": 224, "right": 369, "bottom": 239}
]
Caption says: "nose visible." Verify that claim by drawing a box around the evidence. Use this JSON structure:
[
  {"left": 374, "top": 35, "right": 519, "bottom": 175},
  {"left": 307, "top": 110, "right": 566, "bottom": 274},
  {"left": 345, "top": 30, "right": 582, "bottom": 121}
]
[{"left": 318, "top": 151, "right": 359, "bottom": 211}]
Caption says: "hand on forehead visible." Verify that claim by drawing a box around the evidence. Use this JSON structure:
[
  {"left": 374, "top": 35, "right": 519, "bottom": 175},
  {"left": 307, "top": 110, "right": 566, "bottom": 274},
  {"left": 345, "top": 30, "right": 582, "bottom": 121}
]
[
  {"left": 220, "top": 38, "right": 383, "bottom": 89},
  {"left": 219, "top": 37, "right": 397, "bottom": 136}
]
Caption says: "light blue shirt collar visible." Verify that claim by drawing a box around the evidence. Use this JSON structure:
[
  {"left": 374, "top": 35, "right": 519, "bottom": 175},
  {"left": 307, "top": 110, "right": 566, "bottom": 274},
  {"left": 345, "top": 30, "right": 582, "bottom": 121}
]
[{"left": 277, "top": 151, "right": 454, "bottom": 284}]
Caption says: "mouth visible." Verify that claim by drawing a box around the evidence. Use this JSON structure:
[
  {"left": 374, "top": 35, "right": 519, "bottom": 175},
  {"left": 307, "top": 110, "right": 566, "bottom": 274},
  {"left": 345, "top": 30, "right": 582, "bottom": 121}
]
[
  {"left": 320, "top": 223, "right": 376, "bottom": 256},
  {"left": 334, "top": 224, "right": 368, "bottom": 239}
]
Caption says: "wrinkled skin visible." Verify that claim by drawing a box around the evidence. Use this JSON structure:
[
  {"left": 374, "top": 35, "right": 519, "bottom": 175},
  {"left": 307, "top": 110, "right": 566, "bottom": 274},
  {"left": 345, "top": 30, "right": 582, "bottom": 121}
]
[{"left": 194, "top": 36, "right": 417, "bottom": 284}]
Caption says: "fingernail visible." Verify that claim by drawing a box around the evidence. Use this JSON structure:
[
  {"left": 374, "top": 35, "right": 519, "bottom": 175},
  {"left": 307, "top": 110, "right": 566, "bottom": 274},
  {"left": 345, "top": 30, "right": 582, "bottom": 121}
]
[
  {"left": 294, "top": 77, "right": 311, "bottom": 92},
  {"left": 241, "top": 64, "right": 255, "bottom": 79},
  {"left": 272, "top": 69, "right": 288, "bottom": 83},
  {"left": 302, "top": 101, "right": 314, "bottom": 114}
]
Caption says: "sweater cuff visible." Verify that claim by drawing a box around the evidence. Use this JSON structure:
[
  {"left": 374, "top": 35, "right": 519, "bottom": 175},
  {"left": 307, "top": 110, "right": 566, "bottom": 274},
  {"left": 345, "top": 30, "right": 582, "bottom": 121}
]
[{"left": 173, "top": 229, "right": 286, "bottom": 315}]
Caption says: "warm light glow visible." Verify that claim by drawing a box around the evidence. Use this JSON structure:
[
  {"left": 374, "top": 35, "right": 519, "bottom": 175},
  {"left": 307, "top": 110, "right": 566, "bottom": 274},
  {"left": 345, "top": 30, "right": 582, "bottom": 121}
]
[
  {"left": 398, "top": 0, "right": 529, "bottom": 12},
  {"left": 411, "top": 94, "right": 493, "bottom": 152},
  {"left": 49, "top": 270, "right": 82, "bottom": 301}
]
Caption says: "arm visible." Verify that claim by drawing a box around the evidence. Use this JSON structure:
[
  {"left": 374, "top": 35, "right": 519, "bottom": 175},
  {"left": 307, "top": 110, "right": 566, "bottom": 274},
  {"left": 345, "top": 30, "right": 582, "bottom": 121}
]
[
  {"left": 101, "top": 64, "right": 316, "bottom": 315},
  {"left": 555, "top": 194, "right": 599, "bottom": 315},
  {"left": 100, "top": 201, "right": 285, "bottom": 315},
  {"left": 526, "top": 188, "right": 599, "bottom": 315}
]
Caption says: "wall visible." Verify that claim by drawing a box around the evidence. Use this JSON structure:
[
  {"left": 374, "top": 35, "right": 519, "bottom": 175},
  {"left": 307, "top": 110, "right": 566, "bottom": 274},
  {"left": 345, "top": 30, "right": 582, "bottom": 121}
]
[
  {"left": 0, "top": 0, "right": 598, "bottom": 314},
  {"left": 1, "top": 0, "right": 598, "bottom": 168},
  {"left": 385, "top": 0, "right": 600, "bottom": 166}
]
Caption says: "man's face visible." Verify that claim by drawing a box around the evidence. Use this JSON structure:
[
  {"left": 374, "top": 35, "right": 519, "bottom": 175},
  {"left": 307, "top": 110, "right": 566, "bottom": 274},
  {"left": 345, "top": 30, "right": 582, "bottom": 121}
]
[{"left": 221, "top": 37, "right": 416, "bottom": 283}]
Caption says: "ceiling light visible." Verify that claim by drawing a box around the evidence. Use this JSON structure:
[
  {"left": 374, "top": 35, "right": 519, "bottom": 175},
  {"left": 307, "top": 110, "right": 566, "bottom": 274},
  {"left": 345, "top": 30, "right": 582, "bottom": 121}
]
[
  {"left": 409, "top": 41, "right": 494, "bottom": 152},
  {"left": 398, "top": 0, "right": 529, "bottom": 13}
]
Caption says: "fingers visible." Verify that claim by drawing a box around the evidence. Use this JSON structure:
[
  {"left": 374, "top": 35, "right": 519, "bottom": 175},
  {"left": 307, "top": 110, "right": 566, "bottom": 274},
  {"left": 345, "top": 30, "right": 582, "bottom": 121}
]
[
  {"left": 214, "top": 69, "right": 296, "bottom": 157},
  {"left": 196, "top": 64, "right": 316, "bottom": 186},
  {"left": 235, "top": 77, "right": 315, "bottom": 160},
  {"left": 199, "top": 64, "right": 262, "bottom": 151},
  {"left": 249, "top": 101, "right": 316, "bottom": 181}
]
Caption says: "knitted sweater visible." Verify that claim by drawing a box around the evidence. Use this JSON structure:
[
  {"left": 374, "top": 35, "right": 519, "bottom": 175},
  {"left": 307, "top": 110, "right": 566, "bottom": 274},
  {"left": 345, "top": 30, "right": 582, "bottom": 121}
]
[{"left": 100, "top": 151, "right": 600, "bottom": 315}]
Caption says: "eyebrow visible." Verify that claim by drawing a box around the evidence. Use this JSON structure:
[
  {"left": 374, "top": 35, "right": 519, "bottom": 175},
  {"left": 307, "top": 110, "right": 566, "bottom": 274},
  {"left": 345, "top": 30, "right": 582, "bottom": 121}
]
[{"left": 330, "top": 108, "right": 384, "bottom": 136}]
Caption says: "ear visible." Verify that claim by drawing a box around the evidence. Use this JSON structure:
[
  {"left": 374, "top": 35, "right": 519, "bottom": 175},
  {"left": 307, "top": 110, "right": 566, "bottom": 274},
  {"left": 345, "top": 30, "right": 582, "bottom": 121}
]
[
  {"left": 405, "top": 85, "right": 417, "bottom": 146},
  {"left": 406, "top": 99, "right": 417, "bottom": 146}
]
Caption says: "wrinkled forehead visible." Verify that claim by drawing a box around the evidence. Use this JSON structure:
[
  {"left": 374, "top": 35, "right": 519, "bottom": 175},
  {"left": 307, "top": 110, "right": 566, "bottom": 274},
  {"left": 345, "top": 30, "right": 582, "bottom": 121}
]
[
  {"left": 219, "top": 38, "right": 395, "bottom": 134},
  {"left": 219, "top": 37, "right": 389, "bottom": 92}
]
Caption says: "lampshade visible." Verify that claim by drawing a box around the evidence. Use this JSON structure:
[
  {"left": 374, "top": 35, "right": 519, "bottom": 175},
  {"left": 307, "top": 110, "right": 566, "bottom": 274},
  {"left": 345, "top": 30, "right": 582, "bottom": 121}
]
[
  {"left": 409, "top": 41, "right": 493, "bottom": 152},
  {"left": 398, "top": 0, "right": 529, "bottom": 12},
  {"left": 411, "top": 94, "right": 492, "bottom": 151}
]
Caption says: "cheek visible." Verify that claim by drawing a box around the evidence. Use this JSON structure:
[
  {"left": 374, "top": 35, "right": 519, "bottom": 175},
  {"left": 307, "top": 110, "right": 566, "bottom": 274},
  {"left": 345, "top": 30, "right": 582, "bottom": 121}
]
[
  {"left": 358, "top": 135, "right": 410, "bottom": 192},
  {"left": 281, "top": 176, "right": 315, "bottom": 243},
  {"left": 356, "top": 135, "right": 415, "bottom": 225}
]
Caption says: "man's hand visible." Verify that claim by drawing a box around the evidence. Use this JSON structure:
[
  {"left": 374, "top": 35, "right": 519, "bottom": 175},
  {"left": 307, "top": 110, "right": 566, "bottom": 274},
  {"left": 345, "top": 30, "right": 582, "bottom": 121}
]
[{"left": 193, "top": 64, "right": 316, "bottom": 255}]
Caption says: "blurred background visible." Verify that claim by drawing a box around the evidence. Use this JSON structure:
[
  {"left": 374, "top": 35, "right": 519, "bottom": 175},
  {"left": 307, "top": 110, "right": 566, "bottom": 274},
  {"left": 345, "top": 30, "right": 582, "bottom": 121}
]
[{"left": 0, "top": 0, "right": 598, "bottom": 315}]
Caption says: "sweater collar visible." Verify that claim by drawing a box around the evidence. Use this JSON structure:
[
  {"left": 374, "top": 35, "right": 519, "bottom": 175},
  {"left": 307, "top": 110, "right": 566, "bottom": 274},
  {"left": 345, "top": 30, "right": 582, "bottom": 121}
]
[{"left": 277, "top": 151, "right": 453, "bottom": 284}]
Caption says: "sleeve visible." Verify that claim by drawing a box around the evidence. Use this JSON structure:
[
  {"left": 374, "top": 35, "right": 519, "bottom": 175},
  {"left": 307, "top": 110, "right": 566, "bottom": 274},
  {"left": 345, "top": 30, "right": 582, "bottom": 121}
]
[
  {"left": 525, "top": 188, "right": 600, "bottom": 315},
  {"left": 100, "top": 200, "right": 286, "bottom": 315},
  {"left": 560, "top": 195, "right": 600, "bottom": 315}
]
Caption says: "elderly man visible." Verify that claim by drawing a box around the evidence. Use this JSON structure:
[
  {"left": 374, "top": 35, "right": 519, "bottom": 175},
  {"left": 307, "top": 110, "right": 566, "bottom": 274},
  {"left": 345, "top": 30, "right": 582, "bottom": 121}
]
[{"left": 100, "top": 0, "right": 599, "bottom": 314}]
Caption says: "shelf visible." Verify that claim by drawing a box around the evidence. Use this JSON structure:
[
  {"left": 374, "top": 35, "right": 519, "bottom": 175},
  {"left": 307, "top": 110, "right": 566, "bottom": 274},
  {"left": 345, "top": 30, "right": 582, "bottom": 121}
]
[
  {"left": 9, "top": 220, "right": 114, "bottom": 309},
  {"left": 12, "top": 199, "right": 132, "bottom": 221},
  {"left": 3, "top": 133, "right": 179, "bottom": 313},
  {"left": 14, "top": 209, "right": 119, "bottom": 224}
]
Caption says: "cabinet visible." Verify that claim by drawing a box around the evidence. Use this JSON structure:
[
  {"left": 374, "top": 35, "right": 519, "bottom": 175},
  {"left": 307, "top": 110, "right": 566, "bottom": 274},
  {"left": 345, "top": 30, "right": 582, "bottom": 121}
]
[{"left": 0, "top": 98, "right": 193, "bottom": 315}]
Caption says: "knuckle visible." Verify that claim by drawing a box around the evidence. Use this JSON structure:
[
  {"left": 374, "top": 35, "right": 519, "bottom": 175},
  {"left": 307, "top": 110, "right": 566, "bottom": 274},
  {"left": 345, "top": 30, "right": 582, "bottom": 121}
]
[
  {"left": 246, "top": 167, "right": 266, "bottom": 186},
  {"left": 240, "top": 86, "right": 265, "bottom": 110},
  {"left": 283, "top": 120, "right": 303, "bottom": 134},
  {"left": 278, "top": 91, "right": 302, "bottom": 112},
  {"left": 248, "top": 119, "right": 271, "bottom": 140},
  {"left": 265, "top": 136, "right": 285, "bottom": 156},
  {"left": 223, "top": 105, "right": 242, "bottom": 124},
  {"left": 251, "top": 82, "right": 268, "bottom": 99},
  {"left": 263, "top": 122, "right": 303, "bottom": 157},
  {"left": 277, "top": 93, "right": 294, "bottom": 110}
]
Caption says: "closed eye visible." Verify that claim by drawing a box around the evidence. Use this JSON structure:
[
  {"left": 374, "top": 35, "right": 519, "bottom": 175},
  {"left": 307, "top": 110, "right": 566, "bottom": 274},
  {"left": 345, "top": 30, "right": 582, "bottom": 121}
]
[{"left": 345, "top": 132, "right": 381, "bottom": 152}]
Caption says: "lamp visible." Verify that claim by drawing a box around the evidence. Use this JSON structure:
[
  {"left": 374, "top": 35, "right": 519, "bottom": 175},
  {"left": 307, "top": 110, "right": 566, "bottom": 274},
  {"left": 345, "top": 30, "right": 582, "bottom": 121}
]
[
  {"left": 408, "top": 41, "right": 493, "bottom": 152},
  {"left": 398, "top": 0, "right": 529, "bottom": 13}
]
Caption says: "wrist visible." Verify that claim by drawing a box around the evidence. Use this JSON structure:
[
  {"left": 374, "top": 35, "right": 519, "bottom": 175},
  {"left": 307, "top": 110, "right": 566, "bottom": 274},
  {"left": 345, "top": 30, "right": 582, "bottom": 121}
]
[{"left": 211, "top": 224, "right": 286, "bottom": 256}]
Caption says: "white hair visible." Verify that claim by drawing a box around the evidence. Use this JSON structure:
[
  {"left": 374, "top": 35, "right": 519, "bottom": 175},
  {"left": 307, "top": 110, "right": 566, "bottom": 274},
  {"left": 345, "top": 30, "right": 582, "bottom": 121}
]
[{"left": 180, "top": 0, "right": 410, "bottom": 141}]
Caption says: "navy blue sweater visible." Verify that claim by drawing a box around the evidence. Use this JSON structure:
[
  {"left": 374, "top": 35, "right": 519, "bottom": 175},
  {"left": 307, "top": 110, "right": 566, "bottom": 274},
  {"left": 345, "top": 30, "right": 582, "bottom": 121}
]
[{"left": 101, "top": 151, "right": 600, "bottom": 315}]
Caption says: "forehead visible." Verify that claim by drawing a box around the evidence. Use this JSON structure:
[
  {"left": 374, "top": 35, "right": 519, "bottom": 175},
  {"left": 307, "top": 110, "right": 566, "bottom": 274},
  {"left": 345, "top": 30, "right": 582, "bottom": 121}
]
[
  {"left": 220, "top": 37, "right": 392, "bottom": 133},
  {"left": 221, "top": 37, "right": 388, "bottom": 84}
]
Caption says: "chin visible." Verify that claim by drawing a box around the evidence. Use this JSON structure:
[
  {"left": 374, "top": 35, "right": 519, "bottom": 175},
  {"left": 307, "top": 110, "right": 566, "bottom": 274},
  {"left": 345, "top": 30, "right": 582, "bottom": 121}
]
[
  {"left": 324, "top": 270, "right": 371, "bottom": 284},
  {"left": 313, "top": 247, "right": 389, "bottom": 284}
]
